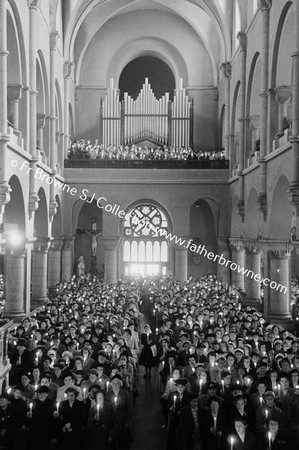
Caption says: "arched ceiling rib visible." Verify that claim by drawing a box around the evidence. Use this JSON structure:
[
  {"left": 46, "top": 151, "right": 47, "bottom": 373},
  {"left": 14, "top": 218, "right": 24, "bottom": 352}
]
[{"left": 64, "top": 0, "right": 231, "bottom": 86}]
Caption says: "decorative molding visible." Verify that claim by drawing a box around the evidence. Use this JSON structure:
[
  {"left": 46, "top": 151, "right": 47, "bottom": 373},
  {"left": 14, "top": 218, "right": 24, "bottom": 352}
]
[
  {"left": 7, "top": 85, "right": 23, "bottom": 103},
  {"left": 36, "top": 113, "right": 46, "bottom": 129},
  {"left": 257, "top": 0, "right": 272, "bottom": 11},
  {"left": 64, "top": 61, "right": 74, "bottom": 79},
  {"left": 274, "top": 86, "right": 292, "bottom": 105},
  {"left": 29, "top": 193, "right": 40, "bottom": 218},
  {"left": 220, "top": 62, "right": 231, "bottom": 80},
  {"left": 229, "top": 238, "right": 244, "bottom": 252},
  {"left": 268, "top": 249, "right": 290, "bottom": 260},
  {"left": 27, "top": 0, "right": 41, "bottom": 9},
  {"left": 49, "top": 199, "right": 58, "bottom": 220},
  {"left": 237, "top": 32, "right": 247, "bottom": 51},
  {"left": 0, "top": 182, "right": 11, "bottom": 217},
  {"left": 50, "top": 31, "right": 59, "bottom": 51}
]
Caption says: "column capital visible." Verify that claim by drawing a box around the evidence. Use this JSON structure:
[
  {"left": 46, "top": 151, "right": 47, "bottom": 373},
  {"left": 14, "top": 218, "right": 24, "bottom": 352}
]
[
  {"left": 27, "top": 0, "right": 41, "bottom": 9},
  {"left": 49, "top": 199, "right": 58, "bottom": 219},
  {"left": 7, "top": 84, "right": 23, "bottom": 102},
  {"left": 102, "top": 237, "right": 120, "bottom": 251},
  {"left": 36, "top": 113, "right": 46, "bottom": 129},
  {"left": 288, "top": 184, "right": 299, "bottom": 215},
  {"left": 229, "top": 238, "right": 244, "bottom": 252},
  {"left": 237, "top": 32, "right": 247, "bottom": 51},
  {"left": 62, "top": 236, "right": 75, "bottom": 251},
  {"left": 245, "top": 246, "right": 262, "bottom": 255},
  {"left": 33, "top": 237, "right": 50, "bottom": 252},
  {"left": 64, "top": 61, "right": 74, "bottom": 79},
  {"left": 249, "top": 115, "right": 261, "bottom": 131},
  {"left": 274, "top": 85, "right": 292, "bottom": 104},
  {"left": 0, "top": 182, "right": 11, "bottom": 216},
  {"left": 49, "top": 237, "right": 64, "bottom": 251},
  {"left": 50, "top": 31, "right": 59, "bottom": 51},
  {"left": 268, "top": 249, "right": 291, "bottom": 260},
  {"left": 220, "top": 62, "right": 231, "bottom": 80},
  {"left": 257, "top": 0, "right": 272, "bottom": 12}
]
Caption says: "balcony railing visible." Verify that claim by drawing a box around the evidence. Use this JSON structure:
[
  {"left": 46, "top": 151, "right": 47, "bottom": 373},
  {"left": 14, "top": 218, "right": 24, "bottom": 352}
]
[{"left": 64, "top": 159, "right": 229, "bottom": 169}]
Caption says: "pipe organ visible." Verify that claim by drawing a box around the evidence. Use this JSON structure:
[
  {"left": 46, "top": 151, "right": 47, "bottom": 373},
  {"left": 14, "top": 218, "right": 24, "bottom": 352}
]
[{"left": 101, "top": 78, "right": 193, "bottom": 148}]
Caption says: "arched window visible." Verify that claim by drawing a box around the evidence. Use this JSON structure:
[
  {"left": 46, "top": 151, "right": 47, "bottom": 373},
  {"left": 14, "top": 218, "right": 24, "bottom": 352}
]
[{"left": 123, "top": 204, "right": 169, "bottom": 276}]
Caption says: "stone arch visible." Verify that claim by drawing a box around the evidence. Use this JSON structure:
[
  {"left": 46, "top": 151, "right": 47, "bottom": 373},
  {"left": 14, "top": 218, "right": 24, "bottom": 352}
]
[
  {"left": 52, "top": 195, "right": 62, "bottom": 237},
  {"left": 34, "top": 188, "right": 48, "bottom": 238},
  {"left": 244, "top": 188, "right": 260, "bottom": 238},
  {"left": 4, "top": 175, "right": 26, "bottom": 240},
  {"left": 246, "top": 52, "right": 261, "bottom": 159},
  {"left": 189, "top": 199, "right": 218, "bottom": 277},
  {"left": 271, "top": 1, "right": 293, "bottom": 88},
  {"left": 268, "top": 176, "right": 292, "bottom": 240}
]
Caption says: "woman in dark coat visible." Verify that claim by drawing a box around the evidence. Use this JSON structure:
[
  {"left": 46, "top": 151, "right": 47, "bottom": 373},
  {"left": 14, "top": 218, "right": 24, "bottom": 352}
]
[
  {"left": 56, "top": 387, "right": 86, "bottom": 450},
  {"left": 138, "top": 324, "right": 156, "bottom": 378},
  {"left": 87, "top": 391, "right": 117, "bottom": 450},
  {"left": 26, "top": 386, "right": 57, "bottom": 450}
]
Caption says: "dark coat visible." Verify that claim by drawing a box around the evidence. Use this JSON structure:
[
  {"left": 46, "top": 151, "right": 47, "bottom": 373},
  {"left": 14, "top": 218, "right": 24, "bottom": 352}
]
[
  {"left": 139, "top": 333, "right": 155, "bottom": 367},
  {"left": 178, "top": 405, "right": 202, "bottom": 450},
  {"left": 0, "top": 404, "right": 19, "bottom": 450},
  {"left": 87, "top": 403, "right": 117, "bottom": 450},
  {"left": 57, "top": 399, "right": 86, "bottom": 450},
  {"left": 27, "top": 398, "right": 57, "bottom": 450},
  {"left": 202, "top": 409, "right": 227, "bottom": 450},
  {"left": 225, "top": 431, "right": 255, "bottom": 450}
]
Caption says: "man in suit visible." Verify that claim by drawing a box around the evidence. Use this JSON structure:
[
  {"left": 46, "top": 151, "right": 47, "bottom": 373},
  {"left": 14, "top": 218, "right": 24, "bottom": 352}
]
[
  {"left": 178, "top": 394, "right": 202, "bottom": 450},
  {"left": 167, "top": 378, "right": 191, "bottom": 450},
  {"left": 226, "top": 417, "right": 255, "bottom": 450},
  {"left": 202, "top": 396, "right": 227, "bottom": 450}
]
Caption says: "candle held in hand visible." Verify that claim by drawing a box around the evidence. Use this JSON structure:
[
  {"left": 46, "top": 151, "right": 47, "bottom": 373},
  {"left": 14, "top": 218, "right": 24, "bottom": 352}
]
[{"left": 29, "top": 402, "right": 33, "bottom": 415}]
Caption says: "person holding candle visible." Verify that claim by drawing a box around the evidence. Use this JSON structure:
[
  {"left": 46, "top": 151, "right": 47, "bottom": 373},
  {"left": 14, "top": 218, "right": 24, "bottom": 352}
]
[
  {"left": 260, "top": 418, "right": 289, "bottom": 450},
  {"left": 26, "top": 386, "right": 57, "bottom": 450},
  {"left": 226, "top": 417, "right": 255, "bottom": 450},
  {"left": 167, "top": 378, "right": 191, "bottom": 450},
  {"left": 106, "top": 374, "right": 132, "bottom": 449},
  {"left": 256, "top": 391, "right": 285, "bottom": 439},
  {"left": 56, "top": 387, "right": 86, "bottom": 450},
  {"left": 178, "top": 394, "right": 202, "bottom": 450},
  {"left": 0, "top": 393, "right": 19, "bottom": 450},
  {"left": 202, "top": 397, "right": 226, "bottom": 450},
  {"left": 139, "top": 324, "right": 156, "bottom": 379},
  {"left": 87, "top": 391, "right": 116, "bottom": 450},
  {"left": 250, "top": 379, "right": 267, "bottom": 411},
  {"left": 56, "top": 372, "right": 82, "bottom": 403}
]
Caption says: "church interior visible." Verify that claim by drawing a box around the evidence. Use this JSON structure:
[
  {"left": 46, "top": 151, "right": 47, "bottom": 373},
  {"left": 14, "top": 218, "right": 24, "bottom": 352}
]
[{"left": 0, "top": 1, "right": 299, "bottom": 449}]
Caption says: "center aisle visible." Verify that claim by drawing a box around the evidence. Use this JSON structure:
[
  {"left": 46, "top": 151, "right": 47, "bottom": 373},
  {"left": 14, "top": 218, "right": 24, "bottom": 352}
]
[{"left": 131, "top": 372, "right": 167, "bottom": 450}]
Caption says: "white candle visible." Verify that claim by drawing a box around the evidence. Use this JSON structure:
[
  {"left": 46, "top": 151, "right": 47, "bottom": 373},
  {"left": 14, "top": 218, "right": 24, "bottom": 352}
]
[
  {"left": 199, "top": 379, "right": 203, "bottom": 393},
  {"left": 265, "top": 409, "right": 269, "bottom": 419},
  {"left": 83, "top": 387, "right": 86, "bottom": 401},
  {"left": 29, "top": 402, "right": 33, "bottom": 414},
  {"left": 268, "top": 431, "right": 272, "bottom": 450},
  {"left": 260, "top": 396, "right": 263, "bottom": 406},
  {"left": 114, "top": 396, "right": 118, "bottom": 406},
  {"left": 170, "top": 377, "right": 173, "bottom": 387},
  {"left": 96, "top": 403, "right": 100, "bottom": 420},
  {"left": 229, "top": 436, "right": 235, "bottom": 450},
  {"left": 173, "top": 395, "right": 177, "bottom": 407},
  {"left": 56, "top": 402, "right": 60, "bottom": 414},
  {"left": 106, "top": 381, "right": 110, "bottom": 392},
  {"left": 221, "top": 380, "right": 224, "bottom": 392}
]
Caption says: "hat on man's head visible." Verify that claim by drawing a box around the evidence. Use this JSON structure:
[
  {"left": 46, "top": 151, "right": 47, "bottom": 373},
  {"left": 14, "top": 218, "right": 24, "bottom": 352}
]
[
  {"left": 17, "top": 339, "right": 27, "bottom": 348},
  {"left": 36, "top": 386, "right": 50, "bottom": 394},
  {"left": 265, "top": 390, "right": 275, "bottom": 398},
  {"left": 110, "top": 374, "right": 123, "bottom": 383},
  {"left": 174, "top": 378, "right": 188, "bottom": 386}
]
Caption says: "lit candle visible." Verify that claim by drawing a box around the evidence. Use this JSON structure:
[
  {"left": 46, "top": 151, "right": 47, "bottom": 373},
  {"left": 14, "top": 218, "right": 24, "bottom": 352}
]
[
  {"left": 56, "top": 402, "right": 60, "bottom": 414},
  {"left": 96, "top": 403, "right": 100, "bottom": 420},
  {"left": 199, "top": 379, "right": 203, "bottom": 394},
  {"left": 265, "top": 409, "right": 269, "bottom": 419},
  {"left": 277, "top": 384, "right": 281, "bottom": 396},
  {"left": 29, "top": 402, "right": 33, "bottom": 415},
  {"left": 173, "top": 394, "right": 177, "bottom": 407},
  {"left": 34, "top": 384, "right": 38, "bottom": 391},
  {"left": 106, "top": 381, "right": 110, "bottom": 392},
  {"left": 268, "top": 431, "right": 272, "bottom": 450},
  {"left": 229, "top": 436, "right": 235, "bottom": 450},
  {"left": 170, "top": 377, "right": 173, "bottom": 387},
  {"left": 114, "top": 396, "right": 118, "bottom": 407},
  {"left": 83, "top": 387, "right": 86, "bottom": 402},
  {"left": 260, "top": 396, "right": 263, "bottom": 406},
  {"left": 6, "top": 387, "right": 11, "bottom": 395},
  {"left": 221, "top": 380, "right": 225, "bottom": 393}
]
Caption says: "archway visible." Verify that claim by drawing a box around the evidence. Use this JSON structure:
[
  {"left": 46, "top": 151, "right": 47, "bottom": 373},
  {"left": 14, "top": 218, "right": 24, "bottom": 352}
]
[
  {"left": 119, "top": 56, "right": 175, "bottom": 101},
  {"left": 74, "top": 200, "right": 103, "bottom": 275},
  {"left": 189, "top": 200, "right": 217, "bottom": 278}
]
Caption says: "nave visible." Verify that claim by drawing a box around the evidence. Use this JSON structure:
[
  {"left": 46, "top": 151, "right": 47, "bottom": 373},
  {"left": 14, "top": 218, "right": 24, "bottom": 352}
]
[{"left": 1, "top": 275, "right": 299, "bottom": 450}]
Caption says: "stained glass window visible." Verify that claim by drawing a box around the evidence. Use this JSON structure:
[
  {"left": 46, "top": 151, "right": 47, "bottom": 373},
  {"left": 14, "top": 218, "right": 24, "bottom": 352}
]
[{"left": 123, "top": 203, "right": 169, "bottom": 276}]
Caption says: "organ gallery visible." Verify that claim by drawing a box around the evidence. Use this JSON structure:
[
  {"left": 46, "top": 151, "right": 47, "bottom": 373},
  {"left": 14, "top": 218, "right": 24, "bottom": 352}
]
[{"left": 0, "top": 1, "right": 299, "bottom": 449}]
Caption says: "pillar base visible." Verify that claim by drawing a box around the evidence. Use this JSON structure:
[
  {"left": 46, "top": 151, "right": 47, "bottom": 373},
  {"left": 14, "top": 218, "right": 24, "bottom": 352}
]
[
  {"left": 244, "top": 297, "right": 262, "bottom": 309},
  {"left": 268, "top": 315, "right": 295, "bottom": 332},
  {"left": 31, "top": 297, "right": 49, "bottom": 310}
]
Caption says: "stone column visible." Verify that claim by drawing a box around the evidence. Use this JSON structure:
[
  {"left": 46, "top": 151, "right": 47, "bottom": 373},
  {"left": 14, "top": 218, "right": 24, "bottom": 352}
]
[
  {"left": 249, "top": 115, "right": 261, "bottom": 156},
  {"left": 217, "top": 238, "right": 231, "bottom": 285},
  {"left": 64, "top": 61, "right": 73, "bottom": 158},
  {"left": 288, "top": 0, "right": 299, "bottom": 213},
  {"left": 220, "top": 62, "right": 231, "bottom": 160},
  {"left": 245, "top": 247, "right": 261, "bottom": 307},
  {"left": 36, "top": 113, "right": 46, "bottom": 160},
  {"left": 274, "top": 86, "right": 292, "bottom": 138},
  {"left": 229, "top": 239, "right": 245, "bottom": 291},
  {"left": 268, "top": 250, "right": 291, "bottom": 324},
  {"left": 0, "top": 0, "right": 11, "bottom": 225},
  {"left": 257, "top": 0, "right": 272, "bottom": 220},
  {"left": 48, "top": 237, "right": 64, "bottom": 295},
  {"left": 7, "top": 84, "right": 23, "bottom": 133},
  {"left": 28, "top": 0, "right": 40, "bottom": 217},
  {"left": 50, "top": 31, "right": 59, "bottom": 170},
  {"left": 61, "top": 237, "right": 74, "bottom": 282},
  {"left": 31, "top": 238, "right": 50, "bottom": 308},
  {"left": 236, "top": 32, "right": 247, "bottom": 221},
  {"left": 4, "top": 249, "right": 26, "bottom": 317},
  {"left": 175, "top": 244, "right": 188, "bottom": 282},
  {"left": 102, "top": 238, "right": 120, "bottom": 284}
]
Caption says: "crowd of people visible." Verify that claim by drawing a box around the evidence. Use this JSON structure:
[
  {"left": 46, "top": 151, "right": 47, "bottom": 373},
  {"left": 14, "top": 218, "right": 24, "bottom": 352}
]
[
  {"left": 67, "top": 139, "right": 226, "bottom": 162},
  {"left": 1, "top": 273, "right": 299, "bottom": 450}
]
